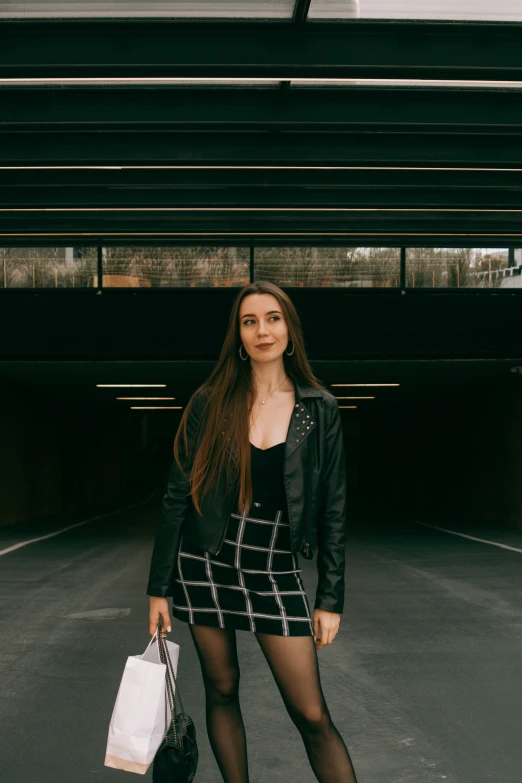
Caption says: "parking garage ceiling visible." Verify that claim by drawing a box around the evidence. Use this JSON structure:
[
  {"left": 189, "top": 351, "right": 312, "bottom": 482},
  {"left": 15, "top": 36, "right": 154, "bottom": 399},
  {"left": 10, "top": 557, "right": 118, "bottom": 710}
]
[
  {"left": 0, "top": 358, "right": 518, "bottom": 411},
  {"left": 1, "top": 3, "right": 522, "bottom": 245}
]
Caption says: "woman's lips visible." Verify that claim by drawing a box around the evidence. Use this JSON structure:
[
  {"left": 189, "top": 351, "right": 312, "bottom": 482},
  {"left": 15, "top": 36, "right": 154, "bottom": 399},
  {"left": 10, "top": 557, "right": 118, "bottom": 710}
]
[{"left": 257, "top": 344, "right": 274, "bottom": 350}]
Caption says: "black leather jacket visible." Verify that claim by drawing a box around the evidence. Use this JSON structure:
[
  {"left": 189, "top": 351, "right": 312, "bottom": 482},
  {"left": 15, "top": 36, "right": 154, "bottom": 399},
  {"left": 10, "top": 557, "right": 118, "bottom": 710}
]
[{"left": 146, "top": 377, "right": 347, "bottom": 614}]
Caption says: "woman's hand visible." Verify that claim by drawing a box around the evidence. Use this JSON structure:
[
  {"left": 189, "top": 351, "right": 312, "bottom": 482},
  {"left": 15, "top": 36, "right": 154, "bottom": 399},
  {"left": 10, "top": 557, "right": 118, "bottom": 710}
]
[
  {"left": 313, "top": 608, "right": 340, "bottom": 649},
  {"left": 149, "top": 596, "right": 172, "bottom": 639}
]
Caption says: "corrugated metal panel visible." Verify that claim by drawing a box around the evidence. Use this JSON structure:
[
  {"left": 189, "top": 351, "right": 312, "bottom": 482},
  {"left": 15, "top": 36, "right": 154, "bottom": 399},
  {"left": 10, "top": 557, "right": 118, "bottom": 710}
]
[
  {"left": 308, "top": 0, "right": 522, "bottom": 20},
  {"left": 0, "top": 1, "right": 294, "bottom": 18}
]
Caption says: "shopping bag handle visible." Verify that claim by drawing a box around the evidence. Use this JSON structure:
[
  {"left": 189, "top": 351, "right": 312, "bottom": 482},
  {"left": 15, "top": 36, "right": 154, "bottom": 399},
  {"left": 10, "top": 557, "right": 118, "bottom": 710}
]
[
  {"left": 144, "top": 627, "right": 163, "bottom": 663},
  {"left": 156, "top": 621, "right": 187, "bottom": 745},
  {"left": 145, "top": 628, "right": 157, "bottom": 649},
  {"left": 144, "top": 619, "right": 171, "bottom": 663}
]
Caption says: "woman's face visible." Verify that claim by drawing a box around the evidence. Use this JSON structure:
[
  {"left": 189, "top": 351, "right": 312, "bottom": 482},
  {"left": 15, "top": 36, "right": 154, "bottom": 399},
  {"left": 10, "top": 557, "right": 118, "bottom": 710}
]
[{"left": 239, "top": 293, "right": 289, "bottom": 362}]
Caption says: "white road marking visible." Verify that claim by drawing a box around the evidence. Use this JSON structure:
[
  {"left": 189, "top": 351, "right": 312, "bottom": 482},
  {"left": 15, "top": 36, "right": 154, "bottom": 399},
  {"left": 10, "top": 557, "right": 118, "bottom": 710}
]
[
  {"left": 65, "top": 608, "right": 131, "bottom": 620},
  {"left": 413, "top": 520, "right": 522, "bottom": 554},
  {"left": 0, "top": 491, "right": 155, "bottom": 557}
]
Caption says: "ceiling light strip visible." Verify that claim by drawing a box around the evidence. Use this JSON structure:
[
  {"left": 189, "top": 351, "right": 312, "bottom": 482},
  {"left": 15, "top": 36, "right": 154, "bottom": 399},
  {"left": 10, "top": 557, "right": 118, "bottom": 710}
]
[
  {"left": 116, "top": 397, "right": 175, "bottom": 400},
  {"left": 96, "top": 383, "right": 166, "bottom": 387},
  {"left": 1, "top": 165, "right": 522, "bottom": 172},
  {"left": 331, "top": 383, "right": 400, "bottom": 386},
  {"left": 2, "top": 77, "right": 522, "bottom": 87},
  {"left": 3, "top": 208, "right": 522, "bottom": 213},
  {"left": 130, "top": 406, "right": 182, "bottom": 410},
  {"left": 4, "top": 231, "right": 522, "bottom": 237}
]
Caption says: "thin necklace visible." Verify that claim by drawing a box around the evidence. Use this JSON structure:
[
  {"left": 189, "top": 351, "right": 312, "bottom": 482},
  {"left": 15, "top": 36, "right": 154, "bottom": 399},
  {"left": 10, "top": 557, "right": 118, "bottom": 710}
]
[
  {"left": 249, "top": 374, "right": 289, "bottom": 440},
  {"left": 255, "top": 374, "right": 288, "bottom": 405}
]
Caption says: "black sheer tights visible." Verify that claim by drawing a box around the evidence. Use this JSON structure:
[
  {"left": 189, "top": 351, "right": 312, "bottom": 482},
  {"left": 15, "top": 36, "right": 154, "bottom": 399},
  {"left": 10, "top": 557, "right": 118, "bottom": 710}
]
[
  {"left": 188, "top": 624, "right": 358, "bottom": 783},
  {"left": 188, "top": 625, "right": 249, "bottom": 783}
]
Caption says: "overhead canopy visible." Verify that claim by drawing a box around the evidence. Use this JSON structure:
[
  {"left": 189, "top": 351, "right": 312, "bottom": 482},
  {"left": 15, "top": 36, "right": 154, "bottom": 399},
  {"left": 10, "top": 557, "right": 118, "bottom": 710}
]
[
  {"left": 1, "top": 0, "right": 521, "bottom": 21},
  {"left": 1, "top": 5, "right": 522, "bottom": 245}
]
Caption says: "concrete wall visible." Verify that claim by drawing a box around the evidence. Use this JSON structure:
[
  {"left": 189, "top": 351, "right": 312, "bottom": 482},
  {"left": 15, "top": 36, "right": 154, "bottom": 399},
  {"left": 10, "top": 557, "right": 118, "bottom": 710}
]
[
  {"left": 353, "top": 372, "right": 522, "bottom": 529},
  {"left": 0, "top": 379, "right": 138, "bottom": 526}
]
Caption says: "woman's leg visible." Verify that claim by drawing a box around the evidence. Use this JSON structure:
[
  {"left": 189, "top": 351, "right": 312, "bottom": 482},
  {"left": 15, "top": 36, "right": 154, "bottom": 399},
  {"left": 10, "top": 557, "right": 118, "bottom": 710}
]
[
  {"left": 188, "top": 624, "right": 249, "bottom": 783},
  {"left": 254, "top": 632, "right": 358, "bottom": 783}
]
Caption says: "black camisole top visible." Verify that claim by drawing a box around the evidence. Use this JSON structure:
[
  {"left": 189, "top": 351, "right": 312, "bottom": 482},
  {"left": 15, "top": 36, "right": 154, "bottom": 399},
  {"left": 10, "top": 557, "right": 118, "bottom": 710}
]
[{"left": 250, "top": 441, "right": 287, "bottom": 511}]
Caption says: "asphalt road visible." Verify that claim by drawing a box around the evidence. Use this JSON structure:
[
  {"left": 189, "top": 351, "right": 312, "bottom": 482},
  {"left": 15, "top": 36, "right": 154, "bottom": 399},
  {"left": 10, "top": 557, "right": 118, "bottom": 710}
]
[{"left": 0, "top": 498, "right": 521, "bottom": 783}]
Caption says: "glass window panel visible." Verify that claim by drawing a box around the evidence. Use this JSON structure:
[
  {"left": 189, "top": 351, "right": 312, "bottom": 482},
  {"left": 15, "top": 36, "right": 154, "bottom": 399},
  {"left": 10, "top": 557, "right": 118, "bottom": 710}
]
[
  {"left": 308, "top": 0, "right": 522, "bottom": 21},
  {"left": 0, "top": 1, "right": 295, "bottom": 18},
  {"left": 0, "top": 247, "right": 97, "bottom": 288},
  {"left": 255, "top": 247, "right": 401, "bottom": 287},
  {"left": 405, "top": 248, "right": 522, "bottom": 288},
  {"left": 103, "top": 246, "right": 250, "bottom": 287}
]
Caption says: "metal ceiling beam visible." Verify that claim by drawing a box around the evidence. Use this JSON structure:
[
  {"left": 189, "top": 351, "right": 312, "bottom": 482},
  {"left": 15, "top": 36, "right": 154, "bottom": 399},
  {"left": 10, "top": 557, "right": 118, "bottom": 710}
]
[
  {"left": 2, "top": 211, "right": 522, "bottom": 234},
  {"left": 281, "top": 0, "right": 312, "bottom": 88},
  {"left": 1, "top": 168, "right": 521, "bottom": 191},
  {"left": 0, "top": 297, "right": 520, "bottom": 365},
  {"left": 1, "top": 234, "right": 520, "bottom": 249},
  {"left": 3, "top": 186, "right": 522, "bottom": 210},
  {"left": 293, "top": 0, "right": 312, "bottom": 25},
  {"left": 3, "top": 87, "right": 522, "bottom": 130},
  {"left": 2, "top": 19, "right": 522, "bottom": 81},
  {"left": 1, "top": 131, "right": 522, "bottom": 166}
]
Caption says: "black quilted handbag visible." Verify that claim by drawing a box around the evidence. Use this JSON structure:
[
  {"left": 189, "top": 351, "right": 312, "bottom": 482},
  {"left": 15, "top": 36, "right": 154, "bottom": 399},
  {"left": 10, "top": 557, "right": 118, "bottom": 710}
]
[{"left": 152, "top": 625, "right": 199, "bottom": 783}]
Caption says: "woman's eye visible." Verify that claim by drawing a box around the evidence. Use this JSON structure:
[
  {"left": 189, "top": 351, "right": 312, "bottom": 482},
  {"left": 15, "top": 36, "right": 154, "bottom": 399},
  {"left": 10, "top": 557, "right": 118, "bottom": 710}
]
[{"left": 243, "top": 316, "right": 280, "bottom": 325}]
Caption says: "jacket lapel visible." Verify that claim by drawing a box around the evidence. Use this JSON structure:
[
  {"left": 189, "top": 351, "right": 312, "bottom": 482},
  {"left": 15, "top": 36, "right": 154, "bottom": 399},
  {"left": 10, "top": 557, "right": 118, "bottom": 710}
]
[{"left": 285, "top": 378, "right": 322, "bottom": 460}]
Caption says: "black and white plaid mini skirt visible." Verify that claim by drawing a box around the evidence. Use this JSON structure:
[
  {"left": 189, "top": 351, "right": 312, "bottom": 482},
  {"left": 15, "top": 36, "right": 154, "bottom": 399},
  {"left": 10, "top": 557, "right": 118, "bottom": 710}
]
[{"left": 171, "top": 499, "right": 314, "bottom": 637}]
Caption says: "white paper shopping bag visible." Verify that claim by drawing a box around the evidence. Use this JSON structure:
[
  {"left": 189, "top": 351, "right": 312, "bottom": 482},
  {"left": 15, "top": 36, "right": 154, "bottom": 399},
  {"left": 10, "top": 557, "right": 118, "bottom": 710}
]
[{"left": 104, "top": 633, "right": 180, "bottom": 775}]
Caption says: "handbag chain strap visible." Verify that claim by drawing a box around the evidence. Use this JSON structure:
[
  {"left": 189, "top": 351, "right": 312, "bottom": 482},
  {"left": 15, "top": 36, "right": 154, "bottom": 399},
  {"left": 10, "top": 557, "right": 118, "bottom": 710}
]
[{"left": 157, "top": 622, "right": 187, "bottom": 744}]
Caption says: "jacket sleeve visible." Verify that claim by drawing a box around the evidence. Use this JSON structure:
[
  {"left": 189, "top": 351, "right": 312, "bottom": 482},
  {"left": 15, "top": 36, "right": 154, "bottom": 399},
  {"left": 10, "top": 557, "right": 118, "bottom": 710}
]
[
  {"left": 313, "top": 399, "right": 347, "bottom": 615},
  {"left": 146, "top": 391, "right": 205, "bottom": 597}
]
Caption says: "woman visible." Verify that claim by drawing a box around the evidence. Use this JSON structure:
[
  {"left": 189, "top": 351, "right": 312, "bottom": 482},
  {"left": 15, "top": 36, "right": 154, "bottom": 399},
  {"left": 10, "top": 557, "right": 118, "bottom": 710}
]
[{"left": 147, "top": 280, "right": 358, "bottom": 782}]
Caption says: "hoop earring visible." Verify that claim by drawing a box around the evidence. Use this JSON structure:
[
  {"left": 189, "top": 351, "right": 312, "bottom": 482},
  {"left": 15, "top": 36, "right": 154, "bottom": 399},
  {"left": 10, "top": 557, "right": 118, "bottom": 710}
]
[
  {"left": 285, "top": 340, "right": 295, "bottom": 356},
  {"left": 239, "top": 344, "right": 249, "bottom": 361}
]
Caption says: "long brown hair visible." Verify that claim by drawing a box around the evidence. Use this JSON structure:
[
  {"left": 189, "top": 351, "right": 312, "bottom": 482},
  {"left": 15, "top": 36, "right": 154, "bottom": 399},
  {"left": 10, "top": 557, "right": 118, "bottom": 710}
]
[{"left": 173, "top": 280, "right": 328, "bottom": 517}]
